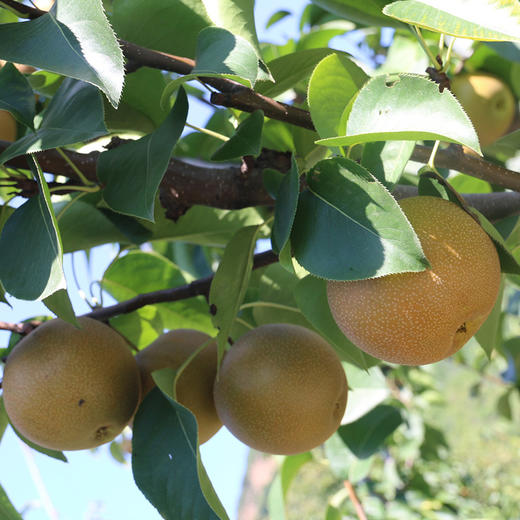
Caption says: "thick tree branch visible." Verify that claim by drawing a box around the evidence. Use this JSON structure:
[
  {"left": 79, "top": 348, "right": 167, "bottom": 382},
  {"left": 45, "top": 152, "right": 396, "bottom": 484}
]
[
  {"left": 5, "top": 0, "right": 520, "bottom": 194},
  {"left": 2, "top": 141, "right": 520, "bottom": 221},
  {"left": 0, "top": 320, "right": 41, "bottom": 335}
]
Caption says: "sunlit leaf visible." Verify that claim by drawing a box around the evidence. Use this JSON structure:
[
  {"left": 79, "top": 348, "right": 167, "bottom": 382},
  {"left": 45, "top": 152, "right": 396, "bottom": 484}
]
[{"left": 384, "top": 0, "right": 520, "bottom": 42}]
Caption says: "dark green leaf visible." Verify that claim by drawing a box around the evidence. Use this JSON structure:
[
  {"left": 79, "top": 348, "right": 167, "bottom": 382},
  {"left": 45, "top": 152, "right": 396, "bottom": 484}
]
[
  {"left": 0, "top": 79, "right": 107, "bottom": 165},
  {"left": 0, "top": 483, "right": 23, "bottom": 520},
  {"left": 209, "top": 225, "right": 261, "bottom": 360},
  {"left": 272, "top": 157, "right": 299, "bottom": 254},
  {"left": 0, "top": 62, "right": 35, "bottom": 128},
  {"left": 161, "top": 27, "right": 260, "bottom": 99},
  {"left": 338, "top": 405, "right": 403, "bottom": 459},
  {"left": 0, "top": 1, "right": 124, "bottom": 106},
  {"left": 263, "top": 168, "right": 285, "bottom": 199},
  {"left": 0, "top": 156, "right": 69, "bottom": 302},
  {"left": 132, "top": 388, "right": 228, "bottom": 520},
  {"left": 292, "top": 157, "right": 429, "bottom": 280},
  {"left": 98, "top": 88, "right": 188, "bottom": 221},
  {"left": 211, "top": 110, "right": 264, "bottom": 160},
  {"left": 294, "top": 276, "right": 377, "bottom": 368},
  {"left": 471, "top": 208, "right": 520, "bottom": 274}
]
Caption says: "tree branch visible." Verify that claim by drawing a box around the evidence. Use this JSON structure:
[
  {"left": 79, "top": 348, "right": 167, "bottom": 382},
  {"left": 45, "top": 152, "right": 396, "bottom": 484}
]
[
  {"left": 7, "top": 0, "right": 520, "bottom": 193},
  {"left": 0, "top": 320, "right": 41, "bottom": 335},
  {"left": 86, "top": 249, "right": 278, "bottom": 322}
]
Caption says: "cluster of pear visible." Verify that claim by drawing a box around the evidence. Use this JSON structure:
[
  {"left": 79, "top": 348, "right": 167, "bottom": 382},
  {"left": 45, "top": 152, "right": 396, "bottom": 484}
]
[
  {"left": 136, "top": 324, "right": 349, "bottom": 454},
  {"left": 2, "top": 318, "right": 348, "bottom": 455}
]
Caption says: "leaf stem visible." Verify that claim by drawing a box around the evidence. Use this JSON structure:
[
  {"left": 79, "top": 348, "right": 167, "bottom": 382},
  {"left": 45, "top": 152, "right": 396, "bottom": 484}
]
[
  {"left": 55, "top": 147, "right": 95, "bottom": 186},
  {"left": 239, "top": 301, "right": 300, "bottom": 313},
  {"left": 443, "top": 37, "right": 456, "bottom": 72},
  {"left": 49, "top": 184, "right": 100, "bottom": 194},
  {"left": 413, "top": 26, "right": 440, "bottom": 69},
  {"left": 427, "top": 140, "right": 441, "bottom": 170},
  {"left": 185, "top": 122, "right": 229, "bottom": 142}
]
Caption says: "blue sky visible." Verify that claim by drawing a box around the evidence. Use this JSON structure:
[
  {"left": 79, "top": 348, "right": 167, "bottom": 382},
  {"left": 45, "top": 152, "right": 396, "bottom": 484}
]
[{"left": 0, "top": 1, "right": 366, "bottom": 518}]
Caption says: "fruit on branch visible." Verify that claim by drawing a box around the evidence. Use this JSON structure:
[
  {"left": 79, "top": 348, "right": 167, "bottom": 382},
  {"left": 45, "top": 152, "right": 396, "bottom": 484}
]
[
  {"left": 135, "top": 329, "right": 222, "bottom": 444},
  {"left": 2, "top": 317, "right": 141, "bottom": 451},
  {"left": 0, "top": 110, "right": 17, "bottom": 142},
  {"left": 327, "top": 196, "right": 501, "bottom": 365},
  {"left": 213, "top": 323, "right": 348, "bottom": 455},
  {"left": 450, "top": 72, "right": 516, "bottom": 147}
]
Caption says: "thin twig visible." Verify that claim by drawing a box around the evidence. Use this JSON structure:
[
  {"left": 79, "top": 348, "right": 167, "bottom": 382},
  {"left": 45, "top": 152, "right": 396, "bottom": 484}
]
[
  {"left": 0, "top": 320, "right": 41, "bottom": 335},
  {"left": 86, "top": 250, "right": 278, "bottom": 322},
  {"left": 344, "top": 480, "right": 368, "bottom": 520}
]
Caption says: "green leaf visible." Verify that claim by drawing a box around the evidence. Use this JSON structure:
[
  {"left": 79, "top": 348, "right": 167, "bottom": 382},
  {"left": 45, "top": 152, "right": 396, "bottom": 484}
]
[
  {"left": 98, "top": 87, "right": 188, "bottom": 221},
  {"left": 292, "top": 157, "right": 429, "bottom": 280},
  {"left": 272, "top": 157, "right": 299, "bottom": 254},
  {"left": 361, "top": 141, "right": 415, "bottom": 189},
  {"left": 256, "top": 48, "right": 349, "bottom": 98},
  {"left": 251, "top": 264, "right": 311, "bottom": 329},
  {"left": 383, "top": 0, "right": 520, "bottom": 43},
  {"left": 109, "top": 307, "right": 164, "bottom": 351},
  {"left": 201, "top": 0, "right": 269, "bottom": 79},
  {"left": 308, "top": 53, "right": 368, "bottom": 139},
  {"left": 317, "top": 74, "right": 481, "bottom": 154},
  {"left": 296, "top": 21, "right": 355, "bottom": 52},
  {"left": 54, "top": 0, "right": 124, "bottom": 106},
  {"left": 338, "top": 405, "right": 403, "bottom": 459},
  {"left": 0, "top": 62, "right": 36, "bottom": 128},
  {"left": 161, "top": 27, "right": 260, "bottom": 101},
  {"left": 102, "top": 251, "right": 216, "bottom": 337},
  {"left": 10, "top": 422, "right": 67, "bottom": 462},
  {"left": 132, "top": 389, "right": 228, "bottom": 520},
  {"left": 471, "top": 208, "right": 520, "bottom": 274},
  {"left": 211, "top": 110, "right": 264, "bottom": 161},
  {"left": 0, "top": 483, "right": 23, "bottom": 520},
  {"left": 111, "top": 0, "right": 211, "bottom": 59},
  {"left": 311, "top": 0, "right": 403, "bottom": 27},
  {"left": 150, "top": 205, "right": 264, "bottom": 246},
  {"left": 341, "top": 364, "right": 391, "bottom": 424},
  {"left": 0, "top": 397, "right": 9, "bottom": 444},
  {"left": 0, "top": 0, "right": 124, "bottom": 106},
  {"left": 209, "top": 225, "right": 261, "bottom": 361},
  {"left": 0, "top": 156, "right": 69, "bottom": 301},
  {"left": 104, "top": 68, "right": 169, "bottom": 133},
  {"left": 294, "top": 276, "right": 377, "bottom": 368},
  {"left": 55, "top": 196, "right": 130, "bottom": 254},
  {"left": 496, "top": 388, "right": 513, "bottom": 420},
  {"left": 475, "top": 277, "right": 504, "bottom": 358},
  {"left": 0, "top": 79, "right": 107, "bottom": 165},
  {"left": 267, "top": 452, "right": 313, "bottom": 519},
  {"left": 43, "top": 289, "right": 77, "bottom": 326},
  {"left": 193, "top": 27, "right": 259, "bottom": 85},
  {"left": 266, "top": 10, "right": 291, "bottom": 28}
]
